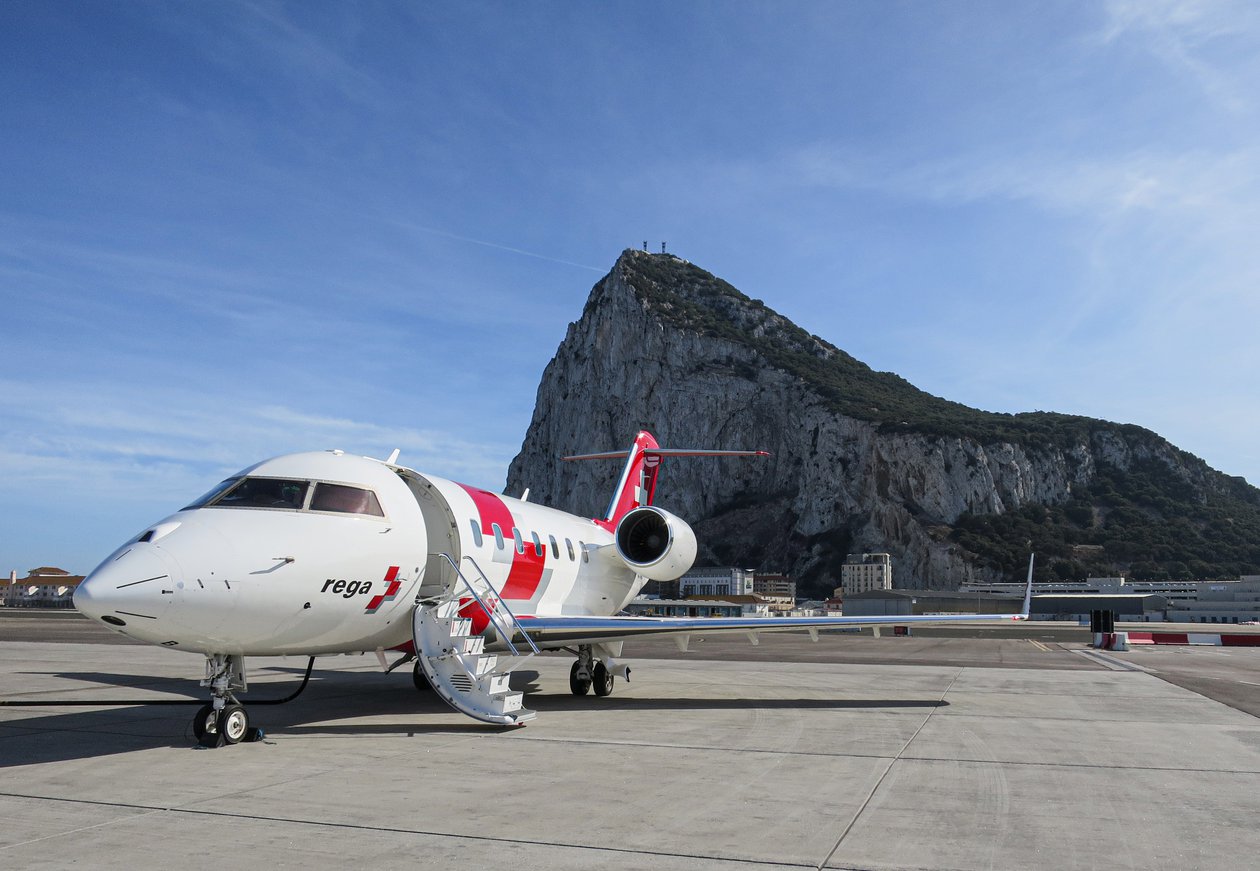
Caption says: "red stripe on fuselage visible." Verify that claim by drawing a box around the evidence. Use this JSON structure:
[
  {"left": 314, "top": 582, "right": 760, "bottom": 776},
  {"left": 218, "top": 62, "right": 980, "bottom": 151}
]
[{"left": 458, "top": 483, "right": 546, "bottom": 601}]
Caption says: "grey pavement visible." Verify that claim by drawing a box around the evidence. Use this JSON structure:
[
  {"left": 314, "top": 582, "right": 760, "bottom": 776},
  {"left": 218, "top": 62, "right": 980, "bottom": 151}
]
[{"left": 2, "top": 636, "right": 1259, "bottom": 870}]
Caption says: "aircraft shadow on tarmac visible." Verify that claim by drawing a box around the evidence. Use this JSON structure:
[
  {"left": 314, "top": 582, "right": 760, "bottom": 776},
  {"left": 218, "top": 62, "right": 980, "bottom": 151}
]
[{"left": 0, "top": 666, "right": 946, "bottom": 767}]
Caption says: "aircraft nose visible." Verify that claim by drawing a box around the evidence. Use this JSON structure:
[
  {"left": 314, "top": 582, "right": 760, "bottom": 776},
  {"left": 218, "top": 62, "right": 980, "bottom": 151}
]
[{"left": 75, "top": 545, "right": 181, "bottom": 626}]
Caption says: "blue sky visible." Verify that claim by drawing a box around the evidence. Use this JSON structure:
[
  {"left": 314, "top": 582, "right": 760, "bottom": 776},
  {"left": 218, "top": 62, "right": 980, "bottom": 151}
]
[{"left": 3, "top": 1, "right": 1259, "bottom": 575}]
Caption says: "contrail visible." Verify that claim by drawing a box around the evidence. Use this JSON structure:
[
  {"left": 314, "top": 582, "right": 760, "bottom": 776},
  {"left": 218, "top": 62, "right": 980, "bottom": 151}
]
[{"left": 401, "top": 222, "right": 605, "bottom": 272}]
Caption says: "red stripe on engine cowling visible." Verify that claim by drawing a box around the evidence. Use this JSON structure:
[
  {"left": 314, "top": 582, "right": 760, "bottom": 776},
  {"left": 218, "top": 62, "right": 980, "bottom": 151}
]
[{"left": 457, "top": 483, "right": 546, "bottom": 601}]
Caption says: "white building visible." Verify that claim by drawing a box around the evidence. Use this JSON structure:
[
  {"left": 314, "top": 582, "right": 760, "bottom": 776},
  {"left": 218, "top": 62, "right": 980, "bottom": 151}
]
[
  {"left": 679, "top": 566, "right": 754, "bottom": 598},
  {"left": 840, "top": 553, "right": 892, "bottom": 596},
  {"left": 960, "top": 575, "right": 1260, "bottom": 624},
  {"left": 626, "top": 596, "right": 770, "bottom": 618},
  {"left": 1164, "top": 577, "right": 1260, "bottom": 625},
  {"left": 2, "top": 567, "right": 83, "bottom": 608}
]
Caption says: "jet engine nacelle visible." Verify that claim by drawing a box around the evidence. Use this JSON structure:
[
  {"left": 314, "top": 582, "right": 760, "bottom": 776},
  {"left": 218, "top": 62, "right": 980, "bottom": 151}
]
[{"left": 614, "top": 506, "right": 697, "bottom": 582}]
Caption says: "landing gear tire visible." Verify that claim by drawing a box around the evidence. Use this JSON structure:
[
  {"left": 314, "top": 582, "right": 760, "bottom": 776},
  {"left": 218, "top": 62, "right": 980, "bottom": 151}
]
[
  {"left": 569, "top": 660, "right": 591, "bottom": 696},
  {"left": 218, "top": 704, "right": 250, "bottom": 745},
  {"left": 592, "top": 662, "right": 614, "bottom": 697},
  {"left": 193, "top": 704, "right": 218, "bottom": 743},
  {"left": 413, "top": 662, "right": 433, "bottom": 692}
]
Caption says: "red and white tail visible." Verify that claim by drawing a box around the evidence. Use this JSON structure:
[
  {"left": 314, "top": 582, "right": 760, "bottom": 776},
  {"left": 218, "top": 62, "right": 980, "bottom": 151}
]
[{"left": 562, "top": 430, "right": 769, "bottom": 531}]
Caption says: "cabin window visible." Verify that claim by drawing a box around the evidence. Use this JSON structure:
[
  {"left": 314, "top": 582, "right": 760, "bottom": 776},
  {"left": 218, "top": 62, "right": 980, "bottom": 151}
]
[
  {"left": 204, "top": 477, "right": 309, "bottom": 510},
  {"left": 469, "top": 520, "right": 483, "bottom": 548},
  {"left": 513, "top": 527, "right": 524, "bottom": 555},
  {"left": 565, "top": 538, "right": 575, "bottom": 561},
  {"left": 531, "top": 532, "right": 543, "bottom": 556},
  {"left": 310, "top": 483, "right": 384, "bottom": 517},
  {"left": 549, "top": 535, "right": 559, "bottom": 559},
  {"left": 491, "top": 523, "right": 504, "bottom": 550},
  {"left": 579, "top": 540, "right": 589, "bottom": 563}
]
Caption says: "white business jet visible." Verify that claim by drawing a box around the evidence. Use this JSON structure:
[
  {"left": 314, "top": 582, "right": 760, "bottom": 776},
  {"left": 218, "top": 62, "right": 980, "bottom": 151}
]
[{"left": 74, "top": 430, "right": 1031, "bottom": 746}]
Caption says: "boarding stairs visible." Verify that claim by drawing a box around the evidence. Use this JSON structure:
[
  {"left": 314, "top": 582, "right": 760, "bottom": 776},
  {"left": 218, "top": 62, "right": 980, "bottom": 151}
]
[{"left": 412, "top": 554, "right": 539, "bottom": 726}]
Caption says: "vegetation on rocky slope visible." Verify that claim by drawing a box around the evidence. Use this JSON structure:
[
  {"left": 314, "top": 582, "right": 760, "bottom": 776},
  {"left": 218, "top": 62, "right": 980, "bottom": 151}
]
[{"left": 619, "top": 251, "right": 1260, "bottom": 581}]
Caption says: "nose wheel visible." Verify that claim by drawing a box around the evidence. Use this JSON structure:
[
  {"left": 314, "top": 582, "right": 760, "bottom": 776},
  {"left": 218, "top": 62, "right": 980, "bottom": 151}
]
[
  {"left": 191, "top": 702, "right": 253, "bottom": 745},
  {"left": 195, "top": 654, "right": 263, "bottom": 747},
  {"left": 192, "top": 704, "right": 218, "bottom": 742}
]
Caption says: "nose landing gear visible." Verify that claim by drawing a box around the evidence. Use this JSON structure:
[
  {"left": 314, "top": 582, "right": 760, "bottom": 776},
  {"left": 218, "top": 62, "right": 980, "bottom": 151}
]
[{"left": 195, "top": 654, "right": 263, "bottom": 747}]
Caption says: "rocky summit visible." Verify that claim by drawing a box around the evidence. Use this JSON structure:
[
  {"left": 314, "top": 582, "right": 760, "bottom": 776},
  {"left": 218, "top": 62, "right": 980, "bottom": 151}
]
[{"left": 506, "top": 249, "right": 1260, "bottom": 595}]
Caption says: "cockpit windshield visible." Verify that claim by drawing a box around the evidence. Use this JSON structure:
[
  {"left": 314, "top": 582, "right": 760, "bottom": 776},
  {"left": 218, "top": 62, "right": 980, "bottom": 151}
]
[
  {"left": 209, "top": 478, "right": 310, "bottom": 510},
  {"left": 183, "top": 478, "right": 240, "bottom": 510},
  {"left": 310, "top": 482, "right": 384, "bottom": 516},
  {"left": 185, "top": 476, "right": 385, "bottom": 517}
]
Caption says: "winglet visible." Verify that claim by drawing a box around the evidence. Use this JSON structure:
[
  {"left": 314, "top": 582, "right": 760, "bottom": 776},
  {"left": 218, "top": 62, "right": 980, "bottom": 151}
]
[{"left": 1017, "top": 554, "right": 1034, "bottom": 620}]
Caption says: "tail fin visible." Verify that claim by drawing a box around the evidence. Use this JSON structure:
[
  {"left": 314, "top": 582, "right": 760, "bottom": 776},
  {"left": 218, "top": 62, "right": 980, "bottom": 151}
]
[{"left": 562, "top": 430, "right": 769, "bottom": 530}]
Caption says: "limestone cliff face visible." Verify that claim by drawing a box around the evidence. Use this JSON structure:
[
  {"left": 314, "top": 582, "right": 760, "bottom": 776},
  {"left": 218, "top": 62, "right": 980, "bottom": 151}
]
[{"left": 506, "top": 250, "right": 1260, "bottom": 592}]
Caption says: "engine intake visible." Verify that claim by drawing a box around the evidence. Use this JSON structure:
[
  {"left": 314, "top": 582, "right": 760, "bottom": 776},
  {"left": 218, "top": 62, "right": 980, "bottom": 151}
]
[{"left": 614, "top": 506, "right": 697, "bottom": 582}]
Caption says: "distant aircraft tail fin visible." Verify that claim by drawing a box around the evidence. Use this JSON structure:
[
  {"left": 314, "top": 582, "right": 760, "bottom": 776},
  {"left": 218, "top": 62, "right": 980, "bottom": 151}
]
[
  {"left": 1016, "top": 553, "right": 1035, "bottom": 620},
  {"left": 562, "top": 430, "right": 769, "bottom": 529}
]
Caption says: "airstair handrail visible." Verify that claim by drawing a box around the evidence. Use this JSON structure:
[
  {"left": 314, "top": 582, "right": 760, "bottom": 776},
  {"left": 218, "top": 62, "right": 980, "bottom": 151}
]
[
  {"left": 462, "top": 555, "right": 541, "bottom": 655},
  {"left": 430, "top": 553, "right": 539, "bottom": 656},
  {"left": 432, "top": 553, "right": 520, "bottom": 655}
]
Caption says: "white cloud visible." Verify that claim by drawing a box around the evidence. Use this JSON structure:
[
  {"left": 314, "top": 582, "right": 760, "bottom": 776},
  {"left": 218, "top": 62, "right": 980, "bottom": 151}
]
[
  {"left": 0, "top": 377, "right": 517, "bottom": 499},
  {"left": 1097, "top": 0, "right": 1260, "bottom": 111}
]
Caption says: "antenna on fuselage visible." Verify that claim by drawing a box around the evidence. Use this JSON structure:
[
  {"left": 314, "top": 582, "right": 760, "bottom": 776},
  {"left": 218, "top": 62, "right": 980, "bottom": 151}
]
[{"left": 386, "top": 449, "right": 401, "bottom": 465}]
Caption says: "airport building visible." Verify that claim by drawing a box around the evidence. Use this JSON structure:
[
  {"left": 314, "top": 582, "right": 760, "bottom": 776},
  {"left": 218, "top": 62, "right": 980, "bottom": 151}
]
[
  {"left": 962, "top": 575, "right": 1224, "bottom": 605},
  {"left": 2, "top": 567, "right": 83, "bottom": 609},
  {"left": 1163, "top": 577, "right": 1260, "bottom": 624},
  {"left": 752, "top": 573, "right": 795, "bottom": 614},
  {"left": 840, "top": 553, "right": 892, "bottom": 596},
  {"left": 962, "top": 575, "right": 1260, "bottom": 623},
  {"left": 844, "top": 589, "right": 1024, "bottom": 617},
  {"left": 843, "top": 589, "right": 1167, "bottom": 621},
  {"left": 625, "top": 595, "right": 771, "bottom": 618},
  {"left": 679, "top": 566, "right": 755, "bottom": 597}
]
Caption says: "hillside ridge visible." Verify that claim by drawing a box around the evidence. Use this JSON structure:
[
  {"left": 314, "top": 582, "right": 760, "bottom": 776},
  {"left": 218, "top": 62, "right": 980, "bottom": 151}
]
[{"left": 507, "top": 249, "right": 1260, "bottom": 593}]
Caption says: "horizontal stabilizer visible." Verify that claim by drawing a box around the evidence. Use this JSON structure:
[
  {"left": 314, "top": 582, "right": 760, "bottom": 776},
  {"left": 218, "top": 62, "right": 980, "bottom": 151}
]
[{"left": 564, "top": 448, "right": 770, "bottom": 461}]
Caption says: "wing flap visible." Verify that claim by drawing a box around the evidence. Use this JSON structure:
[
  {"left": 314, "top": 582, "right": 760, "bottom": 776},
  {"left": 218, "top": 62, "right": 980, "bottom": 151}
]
[{"left": 507, "top": 610, "right": 1027, "bottom": 649}]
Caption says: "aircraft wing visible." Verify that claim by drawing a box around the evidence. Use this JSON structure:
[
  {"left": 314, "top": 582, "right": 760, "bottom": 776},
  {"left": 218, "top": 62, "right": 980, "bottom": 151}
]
[
  {"left": 505, "top": 556, "right": 1035, "bottom": 650},
  {"left": 509, "top": 610, "right": 1027, "bottom": 649}
]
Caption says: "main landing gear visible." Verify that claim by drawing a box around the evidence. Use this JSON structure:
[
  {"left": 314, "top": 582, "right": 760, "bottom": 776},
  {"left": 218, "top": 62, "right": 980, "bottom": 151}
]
[
  {"left": 569, "top": 645, "right": 620, "bottom": 697},
  {"left": 194, "top": 653, "right": 263, "bottom": 747}
]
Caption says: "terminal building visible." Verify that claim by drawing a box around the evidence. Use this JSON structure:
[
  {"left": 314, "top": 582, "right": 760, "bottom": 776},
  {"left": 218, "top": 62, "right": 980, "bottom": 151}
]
[
  {"left": 962, "top": 575, "right": 1260, "bottom": 624},
  {"left": 1164, "top": 577, "right": 1260, "bottom": 624},
  {"left": 624, "top": 596, "right": 771, "bottom": 618},
  {"left": 679, "top": 567, "right": 755, "bottom": 597},
  {"left": 844, "top": 589, "right": 1168, "bottom": 622},
  {"left": 644, "top": 567, "right": 794, "bottom": 608},
  {"left": 2, "top": 567, "right": 83, "bottom": 609}
]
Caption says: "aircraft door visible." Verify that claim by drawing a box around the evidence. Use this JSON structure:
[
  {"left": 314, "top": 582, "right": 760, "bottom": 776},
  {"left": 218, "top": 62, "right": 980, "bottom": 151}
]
[{"left": 397, "top": 471, "right": 461, "bottom": 600}]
